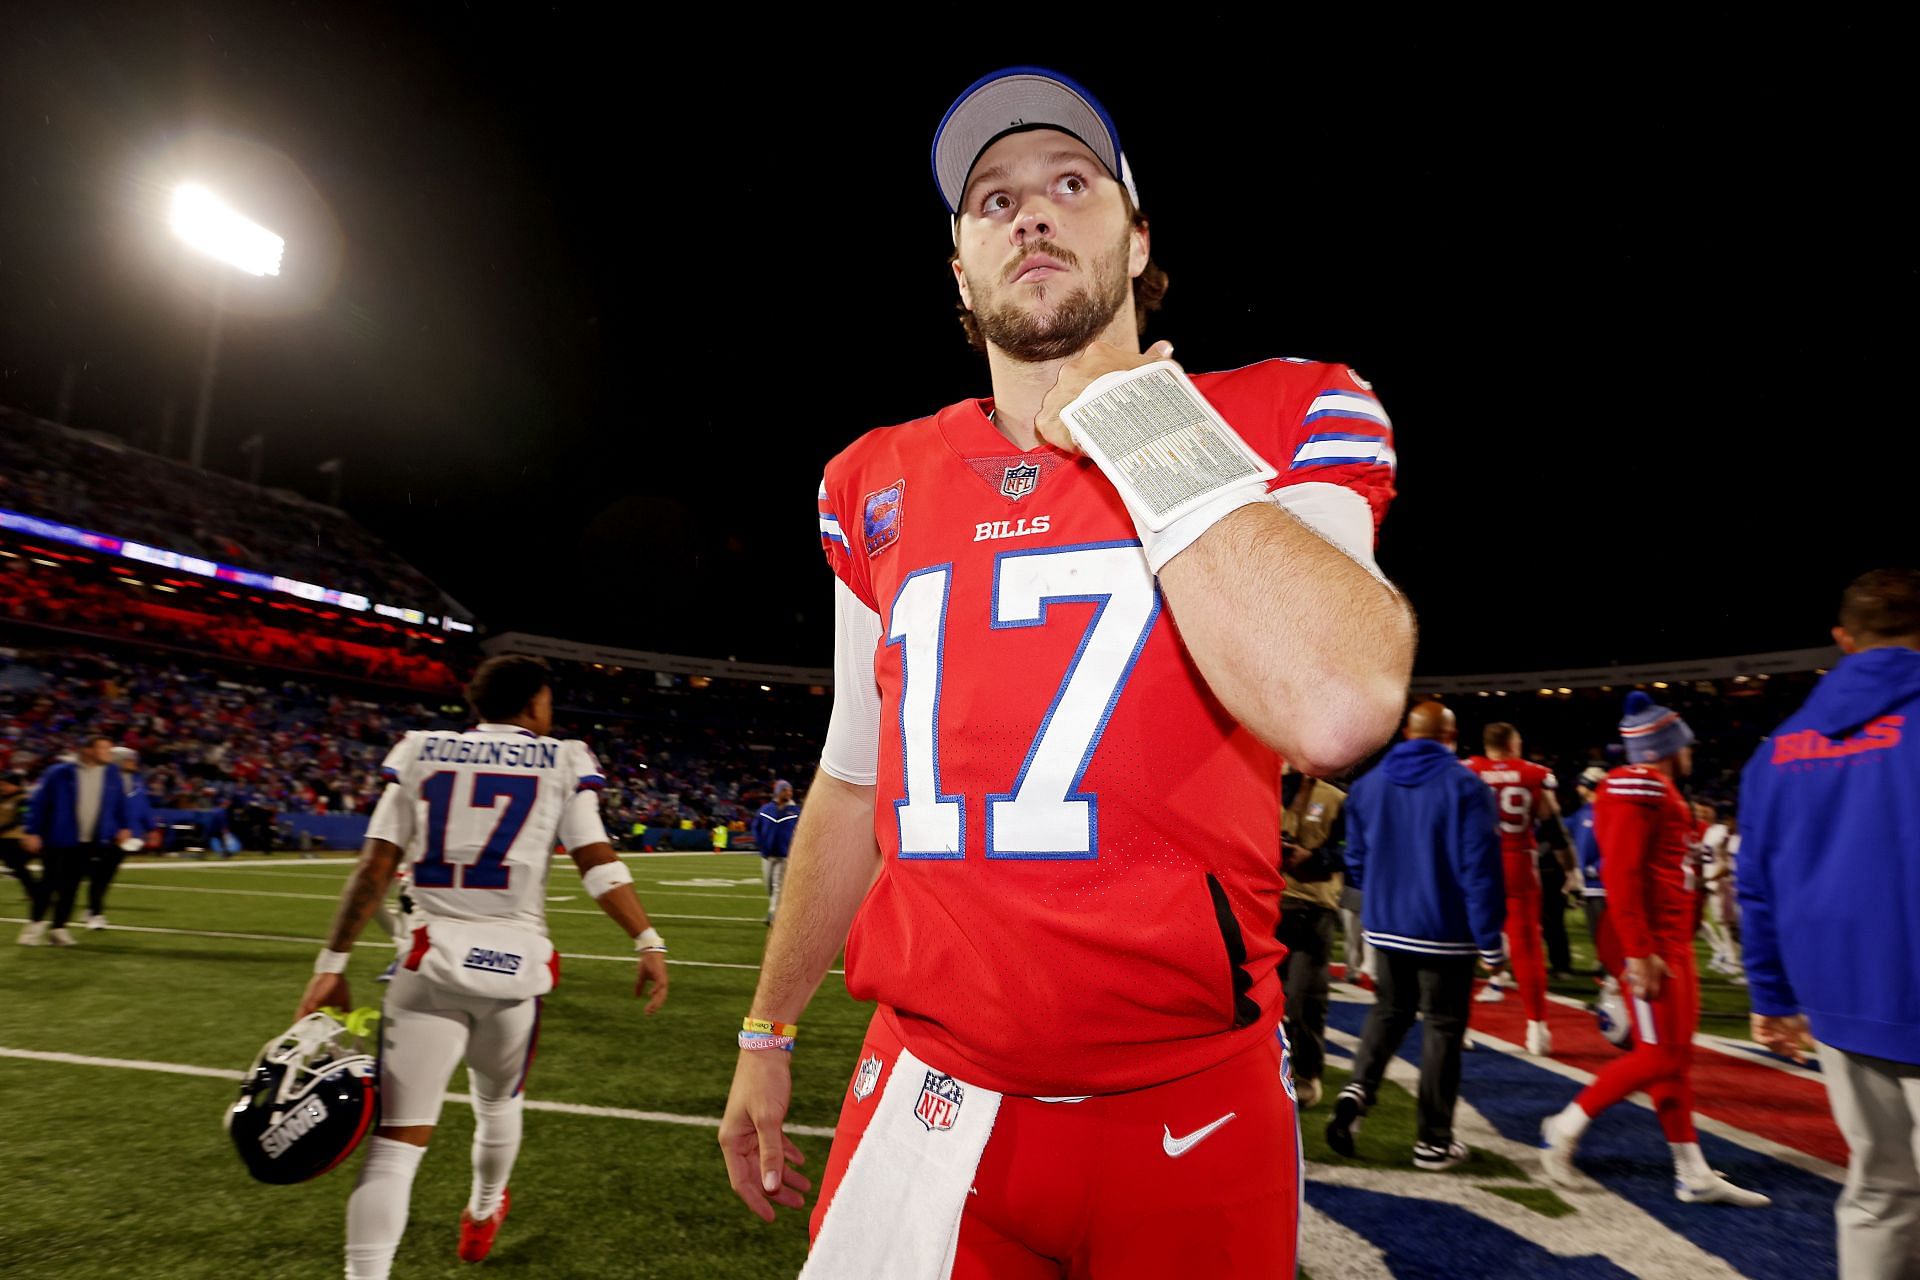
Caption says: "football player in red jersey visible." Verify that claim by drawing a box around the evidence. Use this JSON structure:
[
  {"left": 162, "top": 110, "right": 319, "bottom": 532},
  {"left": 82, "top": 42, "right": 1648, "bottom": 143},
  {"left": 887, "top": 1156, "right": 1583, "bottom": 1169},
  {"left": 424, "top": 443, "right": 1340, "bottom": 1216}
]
[
  {"left": 1539, "top": 694, "right": 1769, "bottom": 1207},
  {"left": 1464, "top": 722, "right": 1566, "bottom": 1055},
  {"left": 715, "top": 68, "right": 1415, "bottom": 1278}
]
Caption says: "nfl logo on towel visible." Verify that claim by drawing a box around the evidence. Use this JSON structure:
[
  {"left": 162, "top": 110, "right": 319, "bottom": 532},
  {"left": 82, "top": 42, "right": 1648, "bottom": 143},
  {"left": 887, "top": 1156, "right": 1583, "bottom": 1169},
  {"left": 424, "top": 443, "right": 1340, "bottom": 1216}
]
[
  {"left": 853, "top": 1053, "right": 883, "bottom": 1103},
  {"left": 914, "top": 1071, "right": 964, "bottom": 1132},
  {"left": 1000, "top": 463, "right": 1039, "bottom": 501}
]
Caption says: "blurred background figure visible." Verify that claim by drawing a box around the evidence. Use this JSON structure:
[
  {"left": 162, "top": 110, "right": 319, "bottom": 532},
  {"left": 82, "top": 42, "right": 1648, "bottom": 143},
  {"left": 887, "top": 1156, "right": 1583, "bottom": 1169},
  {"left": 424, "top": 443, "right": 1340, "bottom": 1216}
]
[
  {"left": 0, "top": 770, "right": 43, "bottom": 918},
  {"left": 86, "top": 745, "right": 154, "bottom": 929},
  {"left": 17, "top": 734, "right": 132, "bottom": 946},
  {"left": 1693, "top": 803, "right": 1743, "bottom": 982},
  {"left": 750, "top": 778, "right": 798, "bottom": 926},
  {"left": 1330, "top": 702, "right": 1505, "bottom": 1171},
  {"left": 1278, "top": 765, "right": 1348, "bottom": 1109},
  {"left": 1568, "top": 764, "right": 1630, "bottom": 1046}
]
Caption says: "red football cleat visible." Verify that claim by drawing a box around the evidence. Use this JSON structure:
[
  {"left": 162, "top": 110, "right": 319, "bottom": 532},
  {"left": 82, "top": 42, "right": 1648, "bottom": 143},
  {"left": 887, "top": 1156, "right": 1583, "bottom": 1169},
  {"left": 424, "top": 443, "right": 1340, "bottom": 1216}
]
[{"left": 458, "top": 1186, "right": 510, "bottom": 1262}]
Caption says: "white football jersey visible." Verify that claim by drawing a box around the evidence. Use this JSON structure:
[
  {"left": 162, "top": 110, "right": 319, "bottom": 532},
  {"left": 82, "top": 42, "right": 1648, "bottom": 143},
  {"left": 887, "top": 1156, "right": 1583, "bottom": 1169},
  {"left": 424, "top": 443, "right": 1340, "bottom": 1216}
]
[{"left": 365, "top": 723, "right": 610, "bottom": 933}]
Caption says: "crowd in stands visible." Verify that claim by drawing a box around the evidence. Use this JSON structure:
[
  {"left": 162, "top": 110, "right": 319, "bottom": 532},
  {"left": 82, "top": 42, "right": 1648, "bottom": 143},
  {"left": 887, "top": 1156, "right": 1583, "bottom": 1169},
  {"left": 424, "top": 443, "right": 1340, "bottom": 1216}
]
[
  {"left": 0, "top": 644, "right": 826, "bottom": 848},
  {"left": 0, "top": 405, "right": 465, "bottom": 620},
  {"left": 1442, "top": 672, "right": 1823, "bottom": 815},
  {"left": 0, "top": 550, "right": 460, "bottom": 692}
]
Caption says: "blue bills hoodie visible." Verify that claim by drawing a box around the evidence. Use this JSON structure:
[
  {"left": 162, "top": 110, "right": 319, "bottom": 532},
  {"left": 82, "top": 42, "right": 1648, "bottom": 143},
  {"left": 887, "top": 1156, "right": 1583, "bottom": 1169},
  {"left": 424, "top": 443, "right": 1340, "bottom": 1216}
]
[
  {"left": 1344, "top": 738, "right": 1507, "bottom": 966},
  {"left": 1738, "top": 646, "right": 1920, "bottom": 1064}
]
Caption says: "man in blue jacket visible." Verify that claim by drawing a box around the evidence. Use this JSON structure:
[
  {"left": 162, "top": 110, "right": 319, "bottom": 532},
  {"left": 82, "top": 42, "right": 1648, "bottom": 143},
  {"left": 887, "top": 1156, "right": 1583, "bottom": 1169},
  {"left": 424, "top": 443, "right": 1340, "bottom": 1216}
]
[
  {"left": 1328, "top": 702, "right": 1505, "bottom": 1171},
  {"left": 750, "top": 779, "right": 799, "bottom": 926},
  {"left": 1738, "top": 568, "right": 1920, "bottom": 1277},
  {"left": 18, "top": 735, "right": 131, "bottom": 947},
  {"left": 85, "top": 746, "right": 153, "bottom": 930}
]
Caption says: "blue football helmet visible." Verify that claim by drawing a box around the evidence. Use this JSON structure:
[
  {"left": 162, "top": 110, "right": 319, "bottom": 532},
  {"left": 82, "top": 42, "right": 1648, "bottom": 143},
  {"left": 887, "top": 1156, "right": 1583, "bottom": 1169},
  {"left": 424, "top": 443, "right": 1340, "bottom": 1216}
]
[{"left": 225, "top": 1009, "right": 379, "bottom": 1185}]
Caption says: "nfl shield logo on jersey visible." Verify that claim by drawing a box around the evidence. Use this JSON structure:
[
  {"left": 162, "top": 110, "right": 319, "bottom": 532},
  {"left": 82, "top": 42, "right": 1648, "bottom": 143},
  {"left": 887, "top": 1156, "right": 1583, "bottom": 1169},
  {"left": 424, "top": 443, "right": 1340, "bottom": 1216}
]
[
  {"left": 852, "top": 1053, "right": 883, "bottom": 1103},
  {"left": 999, "top": 463, "right": 1039, "bottom": 501},
  {"left": 913, "top": 1071, "right": 964, "bottom": 1132}
]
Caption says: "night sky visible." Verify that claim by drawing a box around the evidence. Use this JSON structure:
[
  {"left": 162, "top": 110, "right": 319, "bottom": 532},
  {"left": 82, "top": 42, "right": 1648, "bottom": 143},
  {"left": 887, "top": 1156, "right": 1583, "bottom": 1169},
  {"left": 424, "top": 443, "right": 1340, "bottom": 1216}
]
[{"left": 2, "top": 7, "right": 1912, "bottom": 673}]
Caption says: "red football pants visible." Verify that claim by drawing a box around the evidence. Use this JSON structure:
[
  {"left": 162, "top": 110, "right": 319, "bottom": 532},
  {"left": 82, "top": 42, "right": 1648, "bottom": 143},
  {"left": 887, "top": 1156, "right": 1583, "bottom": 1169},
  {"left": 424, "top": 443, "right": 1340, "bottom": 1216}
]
[
  {"left": 1502, "top": 880, "right": 1549, "bottom": 1022},
  {"left": 1574, "top": 947, "right": 1699, "bottom": 1142},
  {"left": 810, "top": 1010, "right": 1300, "bottom": 1279},
  {"left": 1590, "top": 902, "right": 1625, "bottom": 978}
]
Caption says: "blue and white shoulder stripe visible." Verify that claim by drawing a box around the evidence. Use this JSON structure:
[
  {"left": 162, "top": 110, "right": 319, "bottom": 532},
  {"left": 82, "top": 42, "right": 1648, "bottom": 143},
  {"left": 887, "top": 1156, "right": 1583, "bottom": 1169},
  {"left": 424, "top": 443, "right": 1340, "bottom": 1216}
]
[{"left": 1291, "top": 390, "right": 1396, "bottom": 472}]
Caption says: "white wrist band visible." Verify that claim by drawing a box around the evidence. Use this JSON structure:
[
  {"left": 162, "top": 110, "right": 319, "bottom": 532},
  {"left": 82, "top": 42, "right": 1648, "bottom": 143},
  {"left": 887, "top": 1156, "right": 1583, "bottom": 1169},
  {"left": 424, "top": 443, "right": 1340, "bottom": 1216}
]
[
  {"left": 634, "top": 927, "right": 667, "bottom": 954},
  {"left": 582, "top": 859, "right": 634, "bottom": 899},
  {"left": 314, "top": 948, "right": 350, "bottom": 975},
  {"left": 1058, "top": 361, "right": 1278, "bottom": 572},
  {"left": 1137, "top": 484, "right": 1272, "bottom": 573}
]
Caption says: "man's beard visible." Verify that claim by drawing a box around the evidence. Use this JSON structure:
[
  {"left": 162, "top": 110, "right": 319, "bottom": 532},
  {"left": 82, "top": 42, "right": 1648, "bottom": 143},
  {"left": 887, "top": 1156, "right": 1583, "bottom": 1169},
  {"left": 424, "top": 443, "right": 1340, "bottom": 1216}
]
[{"left": 971, "top": 233, "right": 1132, "bottom": 363}]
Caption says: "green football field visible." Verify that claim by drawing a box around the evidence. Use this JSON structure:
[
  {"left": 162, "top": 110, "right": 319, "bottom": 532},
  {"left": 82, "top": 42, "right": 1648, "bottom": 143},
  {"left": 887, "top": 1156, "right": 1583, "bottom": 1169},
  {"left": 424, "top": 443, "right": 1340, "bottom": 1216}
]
[
  {"left": 0, "top": 853, "right": 858, "bottom": 1279},
  {"left": 0, "top": 853, "right": 1756, "bottom": 1278}
]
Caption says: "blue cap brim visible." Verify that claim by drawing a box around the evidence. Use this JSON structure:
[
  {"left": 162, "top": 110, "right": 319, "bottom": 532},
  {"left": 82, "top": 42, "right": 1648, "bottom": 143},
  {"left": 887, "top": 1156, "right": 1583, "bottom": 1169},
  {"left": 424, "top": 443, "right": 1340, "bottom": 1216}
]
[{"left": 932, "top": 66, "right": 1137, "bottom": 214}]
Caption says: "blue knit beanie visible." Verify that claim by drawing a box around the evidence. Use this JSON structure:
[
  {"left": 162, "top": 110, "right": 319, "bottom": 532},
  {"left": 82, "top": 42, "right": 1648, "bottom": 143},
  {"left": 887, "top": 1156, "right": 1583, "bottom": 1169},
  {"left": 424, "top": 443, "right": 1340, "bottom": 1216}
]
[{"left": 1619, "top": 691, "right": 1695, "bottom": 763}]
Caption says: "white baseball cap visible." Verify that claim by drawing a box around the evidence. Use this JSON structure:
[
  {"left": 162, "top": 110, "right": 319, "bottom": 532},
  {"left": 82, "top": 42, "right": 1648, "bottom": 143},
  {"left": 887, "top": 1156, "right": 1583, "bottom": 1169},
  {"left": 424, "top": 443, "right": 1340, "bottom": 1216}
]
[{"left": 932, "top": 67, "right": 1140, "bottom": 216}]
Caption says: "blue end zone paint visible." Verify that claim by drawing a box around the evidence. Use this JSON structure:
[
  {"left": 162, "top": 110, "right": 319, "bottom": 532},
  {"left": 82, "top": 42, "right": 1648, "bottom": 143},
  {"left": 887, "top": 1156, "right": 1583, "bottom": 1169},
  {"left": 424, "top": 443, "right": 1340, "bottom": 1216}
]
[
  {"left": 1324, "top": 1001, "right": 1838, "bottom": 1279},
  {"left": 1305, "top": 1183, "right": 1637, "bottom": 1279}
]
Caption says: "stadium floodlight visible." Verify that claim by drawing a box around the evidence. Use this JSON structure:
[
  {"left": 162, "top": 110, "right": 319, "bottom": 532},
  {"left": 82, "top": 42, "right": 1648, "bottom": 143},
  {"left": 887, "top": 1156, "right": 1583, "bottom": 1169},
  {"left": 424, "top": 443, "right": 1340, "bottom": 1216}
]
[{"left": 170, "top": 184, "right": 284, "bottom": 277}]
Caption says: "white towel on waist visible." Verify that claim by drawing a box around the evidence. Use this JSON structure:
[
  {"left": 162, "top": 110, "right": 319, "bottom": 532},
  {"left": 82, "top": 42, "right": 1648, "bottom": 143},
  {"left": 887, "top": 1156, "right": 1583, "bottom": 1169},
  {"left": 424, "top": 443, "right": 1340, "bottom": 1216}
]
[{"left": 802, "top": 1046, "right": 1001, "bottom": 1280}]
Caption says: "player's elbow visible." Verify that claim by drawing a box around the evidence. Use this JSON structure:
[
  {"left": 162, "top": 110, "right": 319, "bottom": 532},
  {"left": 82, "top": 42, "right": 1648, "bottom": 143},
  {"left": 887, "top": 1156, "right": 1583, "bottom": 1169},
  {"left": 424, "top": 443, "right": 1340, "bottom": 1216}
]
[{"left": 1270, "top": 670, "right": 1406, "bottom": 777}]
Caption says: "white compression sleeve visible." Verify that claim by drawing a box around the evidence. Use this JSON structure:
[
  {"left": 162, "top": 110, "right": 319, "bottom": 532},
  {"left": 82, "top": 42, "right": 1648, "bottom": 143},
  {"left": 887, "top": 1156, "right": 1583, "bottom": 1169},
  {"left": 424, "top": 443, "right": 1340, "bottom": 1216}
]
[
  {"left": 1271, "top": 481, "right": 1384, "bottom": 579},
  {"left": 820, "top": 577, "right": 882, "bottom": 786},
  {"left": 345, "top": 1136, "right": 426, "bottom": 1280},
  {"left": 469, "top": 1090, "right": 523, "bottom": 1220}
]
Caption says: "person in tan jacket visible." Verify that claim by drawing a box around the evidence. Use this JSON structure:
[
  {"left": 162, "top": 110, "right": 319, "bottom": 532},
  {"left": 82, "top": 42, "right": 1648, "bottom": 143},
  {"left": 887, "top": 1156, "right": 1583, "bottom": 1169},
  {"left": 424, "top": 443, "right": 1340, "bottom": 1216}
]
[{"left": 1279, "top": 766, "right": 1349, "bottom": 1108}]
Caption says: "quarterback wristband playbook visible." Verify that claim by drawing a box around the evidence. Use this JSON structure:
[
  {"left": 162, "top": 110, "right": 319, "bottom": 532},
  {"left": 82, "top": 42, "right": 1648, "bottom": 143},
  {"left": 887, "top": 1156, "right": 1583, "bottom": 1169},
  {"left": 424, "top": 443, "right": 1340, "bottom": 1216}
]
[
  {"left": 1058, "top": 361, "right": 1278, "bottom": 573},
  {"left": 313, "top": 948, "right": 351, "bottom": 976},
  {"left": 581, "top": 859, "right": 634, "bottom": 899},
  {"left": 633, "top": 927, "right": 668, "bottom": 954}
]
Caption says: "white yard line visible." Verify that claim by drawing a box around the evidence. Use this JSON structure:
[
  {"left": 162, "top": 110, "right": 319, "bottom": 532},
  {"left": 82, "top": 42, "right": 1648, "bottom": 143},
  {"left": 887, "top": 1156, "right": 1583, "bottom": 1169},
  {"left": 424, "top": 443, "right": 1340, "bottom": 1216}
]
[
  {"left": 121, "top": 851, "right": 750, "bottom": 870},
  {"left": 103, "top": 881, "right": 764, "bottom": 923},
  {"left": 124, "top": 857, "right": 360, "bottom": 870},
  {"left": 120, "top": 872, "right": 765, "bottom": 901},
  {"left": 0, "top": 1046, "right": 835, "bottom": 1138},
  {"left": 119, "top": 862, "right": 769, "bottom": 900},
  {"left": 0, "top": 917, "right": 838, "bottom": 975}
]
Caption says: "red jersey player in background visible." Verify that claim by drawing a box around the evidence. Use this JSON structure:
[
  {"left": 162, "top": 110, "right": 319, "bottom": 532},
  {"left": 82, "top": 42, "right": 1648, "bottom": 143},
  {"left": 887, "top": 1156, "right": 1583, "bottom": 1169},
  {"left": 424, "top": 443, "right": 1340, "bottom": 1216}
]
[
  {"left": 716, "top": 68, "right": 1415, "bottom": 1279},
  {"left": 1539, "top": 694, "right": 1769, "bottom": 1207},
  {"left": 1465, "top": 722, "right": 1565, "bottom": 1055}
]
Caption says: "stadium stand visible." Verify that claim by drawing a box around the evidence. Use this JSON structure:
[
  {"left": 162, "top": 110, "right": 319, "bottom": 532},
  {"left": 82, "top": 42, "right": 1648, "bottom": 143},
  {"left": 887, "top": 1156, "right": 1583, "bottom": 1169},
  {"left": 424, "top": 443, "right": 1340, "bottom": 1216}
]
[
  {"left": 0, "top": 404, "right": 468, "bottom": 622},
  {"left": 0, "top": 641, "right": 826, "bottom": 851},
  {"left": 1420, "top": 659, "right": 1834, "bottom": 813}
]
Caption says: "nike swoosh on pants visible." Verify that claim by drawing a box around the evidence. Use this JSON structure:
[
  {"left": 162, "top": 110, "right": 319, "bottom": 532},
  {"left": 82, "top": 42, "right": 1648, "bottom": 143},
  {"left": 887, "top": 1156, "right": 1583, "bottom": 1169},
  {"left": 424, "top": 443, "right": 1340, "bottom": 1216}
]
[{"left": 1161, "top": 1111, "right": 1237, "bottom": 1157}]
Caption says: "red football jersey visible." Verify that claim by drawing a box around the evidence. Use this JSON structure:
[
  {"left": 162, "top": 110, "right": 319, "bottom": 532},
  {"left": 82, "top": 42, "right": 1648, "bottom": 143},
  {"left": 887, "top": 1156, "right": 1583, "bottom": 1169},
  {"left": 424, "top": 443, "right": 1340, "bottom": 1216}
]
[
  {"left": 1593, "top": 765, "right": 1696, "bottom": 958},
  {"left": 1463, "top": 756, "right": 1554, "bottom": 861},
  {"left": 818, "top": 359, "right": 1394, "bottom": 1096}
]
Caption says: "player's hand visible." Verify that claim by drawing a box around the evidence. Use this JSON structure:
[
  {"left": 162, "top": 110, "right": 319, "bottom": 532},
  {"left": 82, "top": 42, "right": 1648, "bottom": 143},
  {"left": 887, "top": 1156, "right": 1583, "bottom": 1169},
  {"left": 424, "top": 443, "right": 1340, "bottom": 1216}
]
[
  {"left": 635, "top": 952, "right": 669, "bottom": 1014},
  {"left": 114, "top": 828, "right": 131, "bottom": 845},
  {"left": 1625, "top": 954, "right": 1669, "bottom": 1001},
  {"left": 20, "top": 834, "right": 41, "bottom": 855},
  {"left": 296, "top": 973, "right": 350, "bottom": 1021},
  {"left": 1034, "top": 339, "right": 1177, "bottom": 453},
  {"left": 719, "top": 1049, "right": 810, "bottom": 1222},
  {"left": 1751, "top": 1013, "right": 1815, "bottom": 1065}
]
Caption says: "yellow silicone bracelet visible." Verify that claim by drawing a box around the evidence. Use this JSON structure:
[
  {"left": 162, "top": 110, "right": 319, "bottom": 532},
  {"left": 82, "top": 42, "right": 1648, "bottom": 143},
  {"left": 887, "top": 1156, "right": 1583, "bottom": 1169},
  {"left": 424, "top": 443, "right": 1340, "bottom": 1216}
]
[{"left": 742, "top": 1017, "right": 799, "bottom": 1037}]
